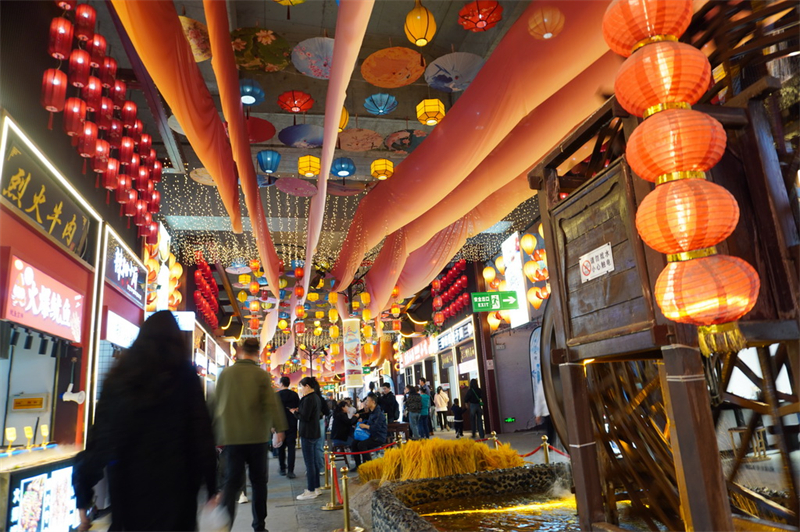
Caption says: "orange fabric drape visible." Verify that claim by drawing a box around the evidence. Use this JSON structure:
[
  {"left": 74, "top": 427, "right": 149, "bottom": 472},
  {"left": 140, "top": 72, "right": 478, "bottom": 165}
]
[
  {"left": 110, "top": 0, "right": 241, "bottom": 231},
  {"left": 204, "top": 0, "right": 281, "bottom": 295}
]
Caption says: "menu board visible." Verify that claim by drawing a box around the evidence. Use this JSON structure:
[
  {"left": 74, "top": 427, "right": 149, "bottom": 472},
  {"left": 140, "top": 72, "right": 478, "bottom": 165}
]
[{"left": 5, "top": 459, "right": 80, "bottom": 532}]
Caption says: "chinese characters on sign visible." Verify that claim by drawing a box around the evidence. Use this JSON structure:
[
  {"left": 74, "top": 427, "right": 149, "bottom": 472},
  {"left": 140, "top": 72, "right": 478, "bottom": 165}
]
[
  {"left": 436, "top": 320, "right": 474, "bottom": 352},
  {"left": 579, "top": 243, "right": 615, "bottom": 283},
  {"left": 7, "top": 463, "right": 80, "bottom": 532},
  {"left": 105, "top": 231, "right": 146, "bottom": 307},
  {"left": 2, "top": 136, "right": 90, "bottom": 256},
  {"left": 470, "top": 291, "right": 519, "bottom": 312},
  {"left": 3, "top": 256, "right": 83, "bottom": 342}
]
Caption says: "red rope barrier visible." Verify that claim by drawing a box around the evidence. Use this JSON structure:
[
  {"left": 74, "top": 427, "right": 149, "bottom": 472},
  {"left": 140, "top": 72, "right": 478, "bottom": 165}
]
[
  {"left": 518, "top": 445, "right": 543, "bottom": 458},
  {"left": 475, "top": 438, "right": 490, "bottom": 443},
  {"left": 332, "top": 465, "right": 343, "bottom": 504},
  {"left": 548, "top": 445, "right": 570, "bottom": 458},
  {"left": 331, "top": 441, "right": 397, "bottom": 456}
]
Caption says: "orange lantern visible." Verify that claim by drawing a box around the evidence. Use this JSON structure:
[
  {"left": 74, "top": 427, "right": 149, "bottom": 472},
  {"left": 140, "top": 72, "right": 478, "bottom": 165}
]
[
  {"left": 602, "top": 0, "right": 692, "bottom": 57},
  {"left": 636, "top": 179, "right": 739, "bottom": 254},
  {"left": 391, "top": 303, "right": 401, "bottom": 318},
  {"left": 330, "top": 343, "right": 340, "bottom": 355},
  {"left": 294, "top": 267, "right": 304, "bottom": 279},
  {"left": 487, "top": 312, "right": 501, "bottom": 331},
  {"left": 498, "top": 310, "right": 511, "bottom": 323},
  {"left": 249, "top": 300, "right": 260, "bottom": 313},
  {"left": 482, "top": 266, "right": 496, "bottom": 284},
  {"left": 249, "top": 259, "right": 260, "bottom": 272},
  {"left": 527, "top": 6, "right": 565, "bottom": 40},
  {"left": 627, "top": 110, "right": 727, "bottom": 183},
  {"left": 520, "top": 234, "right": 536, "bottom": 256},
  {"left": 489, "top": 279, "right": 501, "bottom": 290},
  {"left": 498, "top": 280, "right": 507, "bottom": 292},
  {"left": 523, "top": 261, "right": 539, "bottom": 283},
  {"left": 527, "top": 287, "right": 544, "bottom": 310},
  {"left": 364, "top": 343, "right": 374, "bottom": 356},
  {"left": 249, "top": 281, "right": 260, "bottom": 295},
  {"left": 392, "top": 320, "right": 402, "bottom": 331},
  {"left": 295, "top": 305, "right": 305, "bottom": 319},
  {"left": 494, "top": 256, "right": 505, "bottom": 275},
  {"left": 294, "top": 285, "right": 305, "bottom": 298},
  {"left": 249, "top": 318, "right": 260, "bottom": 330},
  {"left": 433, "top": 312, "right": 444, "bottom": 326},
  {"left": 614, "top": 42, "right": 711, "bottom": 118},
  {"left": 329, "top": 308, "right": 339, "bottom": 323},
  {"left": 391, "top": 285, "right": 400, "bottom": 299}
]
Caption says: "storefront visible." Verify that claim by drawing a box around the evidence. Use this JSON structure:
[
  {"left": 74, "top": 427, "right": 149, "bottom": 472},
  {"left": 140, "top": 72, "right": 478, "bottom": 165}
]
[{"left": 192, "top": 319, "right": 232, "bottom": 397}]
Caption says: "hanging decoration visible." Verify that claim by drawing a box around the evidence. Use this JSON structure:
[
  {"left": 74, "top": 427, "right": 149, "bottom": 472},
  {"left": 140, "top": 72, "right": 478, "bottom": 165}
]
[
  {"left": 603, "top": 0, "right": 759, "bottom": 356},
  {"left": 179, "top": 16, "right": 212, "bottom": 62},
  {"left": 424, "top": 52, "right": 484, "bottom": 93},
  {"left": 291, "top": 37, "right": 335, "bottom": 79},
  {"left": 230, "top": 27, "right": 291, "bottom": 72},
  {"left": 339, "top": 106, "right": 349, "bottom": 132},
  {"left": 416, "top": 99, "right": 445, "bottom": 126},
  {"left": 458, "top": 1, "right": 503, "bottom": 32},
  {"left": 257, "top": 150, "right": 281, "bottom": 174},
  {"left": 298, "top": 155, "right": 321, "bottom": 177},
  {"left": 405, "top": 0, "right": 437, "bottom": 47},
  {"left": 527, "top": 6, "right": 565, "bottom": 40},
  {"left": 364, "top": 93, "right": 398, "bottom": 116},
  {"left": 277, "top": 90, "right": 314, "bottom": 113},
  {"left": 370, "top": 159, "right": 394, "bottom": 180},
  {"left": 332, "top": 157, "right": 356, "bottom": 177},
  {"left": 361, "top": 47, "right": 425, "bottom": 89},
  {"left": 239, "top": 79, "right": 265, "bottom": 106}
]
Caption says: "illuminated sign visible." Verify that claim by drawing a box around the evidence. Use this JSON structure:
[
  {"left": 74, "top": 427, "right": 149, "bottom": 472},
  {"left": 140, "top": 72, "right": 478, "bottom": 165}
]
[
  {"left": 436, "top": 319, "right": 474, "bottom": 352},
  {"left": 6, "top": 461, "right": 80, "bottom": 531},
  {"left": 501, "top": 232, "right": 532, "bottom": 328},
  {"left": 342, "top": 318, "right": 363, "bottom": 387},
  {"left": 144, "top": 310, "right": 195, "bottom": 332},
  {"left": 1, "top": 130, "right": 90, "bottom": 256},
  {"left": 3, "top": 255, "right": 83, "bottom": 342},
  {"left": 105, "top": 231, "right": 145, "bottom": 307},
  {"left": 11, "top": 395, "right": 47, "bottom": 411},
  {"left": 504, "top": 417, "right": 516, "bottom": 423},
  {"left": 440, "top": 350, "right": 454, "bottom": 369},
  {"left": 104, "top": 310, "right": 139, "bottom": 348},
  {"left": 402, "top": 336, "right": 433, "bottom": 367}
]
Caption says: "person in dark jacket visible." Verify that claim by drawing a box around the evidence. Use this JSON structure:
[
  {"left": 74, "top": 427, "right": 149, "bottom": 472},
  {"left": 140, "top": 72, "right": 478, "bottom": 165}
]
[
  {"left": 277, "top": 376, "right": 299, "bottom": 478},
  {"left": 451, "top": 399, "right": 465, "bottom": 438},
  {"left": 293, "top": 376, "right": 323, "bottom": 500},
  {"left": 73, "top": 311, "right": 217, "bottom": 532},
  {"left": 405, "top": 386, "right": 423, "bottom": 439},
  {"left": 352, "top": 393, "right": 388, "bottom": 470},
  {"left": 378, "top": 382, "right": 399, "bottom": 423},
  {"left": 466, "top": 378, "right": 485, "bottom": 439},
  {"left": 331, "top": 401, "right": 358, "bottom": 448}
]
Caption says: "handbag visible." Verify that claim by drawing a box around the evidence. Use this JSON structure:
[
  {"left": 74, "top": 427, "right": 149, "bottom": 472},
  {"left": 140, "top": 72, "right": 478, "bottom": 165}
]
[{"left": 353, "top": 427, "right": 370, "bottom": 441}]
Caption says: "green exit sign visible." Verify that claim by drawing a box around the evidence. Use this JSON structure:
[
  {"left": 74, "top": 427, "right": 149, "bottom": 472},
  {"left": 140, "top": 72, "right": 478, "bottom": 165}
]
[
  {"left": 504, "top": 417, "right": 516, "bottom": 423},
  {"left": 471, "top": 291, "right": 519, "bottom": 312}
]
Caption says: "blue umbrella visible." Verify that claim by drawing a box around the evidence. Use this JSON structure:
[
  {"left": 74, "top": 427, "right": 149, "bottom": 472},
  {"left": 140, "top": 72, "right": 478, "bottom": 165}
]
[
  {"left": 364, "top": 93, "right": 398, "bottom": 115},
  {"left": 424, "top": 52, "right": 484, "bottom": 93},
  {"left": 278, "top": 124, "right": 324, "bottom": 148},
  {"left": 292, "top": 37, "right": 335, "bottom": 80}
]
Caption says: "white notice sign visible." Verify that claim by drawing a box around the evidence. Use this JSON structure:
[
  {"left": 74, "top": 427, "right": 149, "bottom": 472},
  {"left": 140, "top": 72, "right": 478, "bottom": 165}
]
[{"left": 579, "top": 243, "right": 615, "bottom": 283}]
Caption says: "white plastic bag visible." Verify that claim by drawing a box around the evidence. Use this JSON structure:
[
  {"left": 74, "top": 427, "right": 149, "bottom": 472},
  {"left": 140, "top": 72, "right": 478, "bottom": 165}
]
[
  {"left": 272, "top": 431, "right": 283, "bottom": 449},
  {"left": 198, "top": 500, "right": 229, "bottom": 532}
]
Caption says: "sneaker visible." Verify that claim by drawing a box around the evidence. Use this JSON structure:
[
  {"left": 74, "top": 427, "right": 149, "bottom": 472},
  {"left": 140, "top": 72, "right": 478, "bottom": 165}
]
[
  {"left": 279, "top": 469, "right": 286, "bottom": 476},
  {"left": 287, "top": 472, "right": 296, "bottom": 479},
  {"left": 320, "top": 471, "right": 326, "bottom": 476},
  {"left": 238, "top": 493, "right": 249, "bottom": 504},
  {"left": 314, "top": 488, "right": 324, "bottom": 496},
  {"left": 296, "top": 489, "right": 319, "bottom": 500}
]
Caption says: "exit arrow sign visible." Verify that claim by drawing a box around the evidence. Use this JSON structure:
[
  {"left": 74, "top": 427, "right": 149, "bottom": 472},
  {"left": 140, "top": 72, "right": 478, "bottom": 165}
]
[{"left": 471, "top": 291, "right": 519, "bottom": 312}]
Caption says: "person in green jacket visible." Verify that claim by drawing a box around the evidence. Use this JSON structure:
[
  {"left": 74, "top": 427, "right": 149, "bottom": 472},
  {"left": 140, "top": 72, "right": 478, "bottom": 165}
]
[{"left": 212, "top": 338, "right": 287, "bottom": 531}]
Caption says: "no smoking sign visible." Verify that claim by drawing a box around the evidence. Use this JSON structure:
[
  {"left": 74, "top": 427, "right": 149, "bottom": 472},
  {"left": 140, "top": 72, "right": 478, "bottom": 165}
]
[{"left": 579, "top": 243, "right": 615, "bottom": 283}]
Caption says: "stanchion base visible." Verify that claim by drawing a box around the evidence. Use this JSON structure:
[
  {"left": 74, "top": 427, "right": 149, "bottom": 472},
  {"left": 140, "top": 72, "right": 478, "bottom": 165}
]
[
  {"left": 321, "top": 485, "right": 332, "bottom": 490},
  {"left": 333, "top": 528, "right": 364, "bottom": 532},
  {"left": 321, "top": 503, "right": 343, "bottom": 511}
]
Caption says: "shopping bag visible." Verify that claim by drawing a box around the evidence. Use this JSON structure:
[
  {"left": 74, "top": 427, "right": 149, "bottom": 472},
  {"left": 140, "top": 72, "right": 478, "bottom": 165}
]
[
  {"left": 197, "top": 489, "right": 229, "bottom": 532},
  {"left": 353, "top": 427, "right": 370, "bottom": 441}
]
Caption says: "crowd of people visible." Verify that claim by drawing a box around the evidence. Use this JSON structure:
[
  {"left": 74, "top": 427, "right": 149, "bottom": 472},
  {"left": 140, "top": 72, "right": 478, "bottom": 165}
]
[{"left": 70, "top": 311, "right": 489, "bottom": 531}]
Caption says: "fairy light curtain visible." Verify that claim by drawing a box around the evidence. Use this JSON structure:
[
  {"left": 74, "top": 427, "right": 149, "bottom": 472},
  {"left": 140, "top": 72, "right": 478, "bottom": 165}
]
[
  {"left": 110, "top": 0, "right": 242, "bottom": 231},
  {"left": 329, "top": 0, "right": 612, "bottom": 292}
]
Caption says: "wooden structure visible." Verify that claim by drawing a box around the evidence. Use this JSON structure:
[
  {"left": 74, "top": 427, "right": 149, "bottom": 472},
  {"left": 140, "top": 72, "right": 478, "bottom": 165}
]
[{"left": 528, "top": 2, "right": 799, "bottom": 530}]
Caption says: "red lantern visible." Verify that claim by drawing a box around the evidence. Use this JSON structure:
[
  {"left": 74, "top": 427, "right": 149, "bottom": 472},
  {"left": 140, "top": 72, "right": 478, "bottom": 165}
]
[
  {"left": 81, "top": 76, "right": 102, "bottom": 112},
  {"left": 194, "top": 290, "right": 204, "bottom": 307},
  {"left": 144, "top": 148, "right": 156, "bottom": 167},
  {"left": 626, "top": 109, "right": 726, "bottom": 183},
  {"left": 249, "top": 318, "right": 260, "bottom": 331},
  {"left": 145, "top": 221, "right": 159, "bottom": 245},
  {"left": 149, "top": 190, "right": 161, "bottom": 213},
  {"left": 127, "top": 154, "right": 140, "bottom": 180},
  {"left": 392, "top": 320, "right": 401, "bottom": 332},
  {"left": 112, "top": 80, "right": 127, "bottom": 109},
  {"left": 92, "top": 139, "right": 110, "bottom": 173},
  {"left": 138, "top": 134, "right": 152, "bottom": 156},
  {"left": 130, "top": 120, "right": 143, "bottom": 142},
  {"left": 41, "top": 69, "right": 67, "bottom": 130},
  {"left": 431, "top": 278, "right": 441, "bottom": 292},
  {"left": 124, "top": 189, "right": 139, "bottom": 217},
  {"left": 134, "top": 199, "right": 148, "bottom": 226},
  {"left": 433, "top": 296, "right": 443, "bottom": 310},
  {"left": 118, "top": 137, "right": 134, "bottom": 165},
  {"left": 76, "top": 121, "right": 98, "bottom": 159},
  {"left": 614, "top": 42, "right": 711, "bottom": 118},
  {"left": 137, "top": 213, "right": 153, "bottom": 236},
  {"left": 294, "top": 267, "right": 304, "bottom": 279},
  {"left": 96, "top": 97, "right": 113, "bottom": 130},
  {"left": 151, "top": 160, "right": 163, "bottom": 183},
  {"left": 48, "top": 17, "right": 73, "bottom": 60},
  {"left": 602, "top": 0, "right": 692, "bottom": 57},
  {"left": 56, "top": 0, "right": 77, "bottom": 10},
  {"left": 86, "top": 33, "right": 106, "bottom": 68},
  {"left": 116, "top": 174, "right": 131, "bottom": 203},
  {"left": 250, "top": 281, "right": 260, "bottom": 295},
  {"left": 102, "top": 158, "right": 119, "bottom": 191},
  {"left": 121, "top": 101, "right": 137, "bottom": 128},
  {"left": 68, "top": 48, "right": 91, "bottom": 88},
  {"left": 460, "top": 274, "right": 468, "bottom": 287},
  {"left": 99, "top": 56, "right": 117, "bottom": 88},
  {"left": 295, "top": 321, "right": 306, "bottom": 334},
  {"left": 433, "top": 312, "right": 444, "bottom": 326},
  {"left": 458, "top": 0, "right": 503, "bottom": 32},
  {"left": 108, "top": 119, "right": 123, "bottom": 147},
  {"left": 277, "top": 91, "right": 314, "bottom": 113},
  {"left": 458, "top": 258, "right": 467, "bottom": 270},
  {"left": 135, "top": 166, "right": 149, "bottom": 191},
  {"left": 74, "top": 4, "right": 96, "bottom": 42}
]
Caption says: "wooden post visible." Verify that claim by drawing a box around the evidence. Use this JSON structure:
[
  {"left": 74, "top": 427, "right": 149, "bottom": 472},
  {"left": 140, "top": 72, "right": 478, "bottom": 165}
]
[
  {"left": 660, "top": 346, "right": 734, "bottom": 532},
  {"left": 559, "top": 362, "right": 605, "bottom": 530}
]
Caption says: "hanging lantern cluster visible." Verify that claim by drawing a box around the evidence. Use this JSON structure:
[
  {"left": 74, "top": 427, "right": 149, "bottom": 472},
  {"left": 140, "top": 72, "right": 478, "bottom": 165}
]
[
  {"left": 193, "top": 257, "right": 219, "bottom": 329},
  {"left": 603, "top": 0, "right": 759, "bottom": 355},
  {"left": 416, "top": 98, "right": 445, "bottom": 126},
  {"left": 41, "top": 1, "right": 161, "bottom": 239},
  {"left": 521, "top": 232, "right": 550, "bottom": 310},
  {"left": 405, "top": 0, "right": 437, "bottom": 47},
  {"left": 458, "top": 0, "right": 503, "bottom": 32},
  {"left": 370, "top": 159, "right": 394, "bottom": 181},
  {"left": 431, "top": 258, "right": 469, "bottom": 326}
]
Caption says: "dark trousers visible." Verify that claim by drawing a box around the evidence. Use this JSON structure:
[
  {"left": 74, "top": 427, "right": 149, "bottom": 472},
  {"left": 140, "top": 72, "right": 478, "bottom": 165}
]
[
  {"left": 278, "top": 428, "right": 297, "bottom": 473},
  {"left": 352, "top": 437, "right": 384, "bottom": 468},
  {"left": 300, "top": 437, "right": 320, "bottom": 492},
  {"left": 436, "top": 411, "right": 449, "bottom": 430},
  {"left": 470, "top": 403, "right": 485, "bottom": 438},
  {"left": 454, "top": 419, "right": 464, "bottom": 436},
  {"left": 418, "top": 415, "right": 431, "bottom": 439},
  {"left": 222, "top": 443, "right": 269, "bottom": 531}
]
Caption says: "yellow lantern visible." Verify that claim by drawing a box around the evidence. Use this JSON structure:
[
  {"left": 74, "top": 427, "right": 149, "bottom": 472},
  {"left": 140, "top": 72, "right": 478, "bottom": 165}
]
[
  {"left": 315, "top": 311, "right": 324, "bottom": 319},
  {"left": 298, "top": 155, "right": 320, "bottom": 177},
  {"left": 370, "top": 159, "right": 394, "bottom": 180},
  {"left": 499, "top": 310, "right": 511, "bottom": 323},
  {"left": 405, "top": 0, "right": 436, "bottom": 46},
  {"left": 330, "top": 343, "right": 340, "bottom": 355},
  {"left": 238, "top": 274, "right": 252, "bottom": 285},
  {"left": 482, "top": 266, "right": 496, "bottom": 284},
  {"left": 521, "top": 233, "right": 536, "bottom": 256},
  {"left": 307, "top": 292, "right": 319, "bottom": 302},
  {"left": 362, "top": 308, "right": 372, "bottom": 321},
  {"left": 352, "top": 300, "right": 360, "bottom": 310},
  {"left": 416, "top": 99, "right": 445, "bottom": 126},
  {"left": 329, "top": 308, "right": 339, "bottom": 322},
  {"left": 364, "top": 343, "right": 374, "bottom": 356},
  {"left": 314, "top": 327, "right": 322, "bottom": 336},
  {"left": 498, "top": 280, "right": 507, "bottom": 292},
  {"left": 494, "top": 256, "right": 505, "bottom": 275},
  {"left": 360, "top": 292, "right": 371, "bottom": 305},
  {"left": 538, "top": 223, "right": 544, "bottom": 239},
  {"left": 328, "top": 292, "right": 338, "bottom": 304},
  {"left": 487, "top": 312, "right": 501, "bottom": 331},
  {"left": 278, "top": 319, "right": 288, "bottom": 330},
  {"left": 362, "top": 325, "right": 373, "bottom": 338},
  {"left": 279, "top": 277, "right": 288, "bottom": 289},
  {"left": 237, "top": 291, "right": 248, "bottom": 303},
  {"left": 329, "top": 325, "right": 339, "bottom": 338},
  {"left": 249, "top": 300, "right": 260, "bottom": 313},
  {"left": 314, "top": 320, "right": 321, "bottom": 327},
  {"left": 339, "top": 106, "right": 349, "bottom": 132},
  {"left": 261, "top": 302, "right": 272, "bottom": 310},
  {"left": 524, "top": 261, "right": 539, "bottom": 283},
  {"left": 527, "top": 6, "right": 565, "bottom": 40},
  {"left": 527, "top": 287, "right": 544, "bottom": 310},
  {"left": 391, "top": 303, "right": 401, "bottom": 318}
]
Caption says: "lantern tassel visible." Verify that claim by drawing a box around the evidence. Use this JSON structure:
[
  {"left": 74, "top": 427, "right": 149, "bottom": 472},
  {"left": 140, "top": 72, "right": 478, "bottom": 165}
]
[
  {"left": 106, "top": 190, "right": 110, "bottom": 204},
  {"left": 48, "top": 113, "right": 54, "bottom": 130},
  {"left": 697, "top": 322, "right": 747, "bottom": 357},
  {"left": 95, "top": 174, "right": 99, "bottom": 187},
  {"left": 82, "top": 159, "right": 87, "bottom": 174}
]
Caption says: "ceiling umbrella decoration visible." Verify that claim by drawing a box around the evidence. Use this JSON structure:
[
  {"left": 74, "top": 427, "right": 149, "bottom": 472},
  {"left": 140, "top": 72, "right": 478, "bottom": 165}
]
[
  {"left": 276, "top": 177, "right": 317, "bottom": 197},
  {"left": 424, "top": 52, "right": 484, "bottom": 93},
  {"left": 405, "top": 0, "right": 437, "bottom": 46},
  {"left": 167, "top": 114, "right": 185, "bottom": 135},
  {"left": 278, "top": 124, "right": 324, "bottom": 148},
  {"left": 364, "top": 93, "right": 398, "bottom": 115},
  {"left": 338, "top": 128, "right": 384, "bottom": 151},
  {"left": 361, "top": 47, "right": 425, "bottom": 89},
  {"left": 231, "top": 27, "right": 292, "bottom": 72},
  {"left": 179, "top": 16, "right": 212, "bottom": 62},
  {"left": 327, "top": 181, "right": 369, "bottom": 196},
  {"left": 224, "top": 116, "right": 276, "bottom": 143},
  {"left": 189, "top": 167, "right": 216, "bottom": 186},
  {"left": 292, "top": 37, "right": 335, "bottom": 79},
  {"left": 226, "top": 259, "right": 251, "bottom": 274},
  {"left": 384, "top": 129, "right": 428, "bottom": 155},
  {"left": 458, "top": 1, "right": 503, "bottom": 32},
  {"left": 257, "top": 175, "right": 277, "bottom": 187}
]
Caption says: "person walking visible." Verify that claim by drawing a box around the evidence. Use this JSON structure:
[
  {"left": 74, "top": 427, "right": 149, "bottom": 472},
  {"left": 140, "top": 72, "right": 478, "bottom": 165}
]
[
  {"left": 466, "top": 378, "right": 485, "bottom": 439},
  {"left": 405, "top": 386, "right": 422, "bottom": 439},
  {"left": 419, "top": 377, "right": 435, "bottom": 435},
  {"left": 378, "top": 382, "right": 399, "bottom": 423},
  {"left": 293, "top": 376, "right": 324, "bottom": 500},
  {"left": 73, "top": 311, "right": 218, "bottom": 532},
  {"left": 277, "top": 377, "right": 299, "bottom": 479},
  {"left": 418, "top": 388, "right": 432, "bottom": 439},
  {"left": 451, "top": 399, "right": 465, "bottom": 438},
  {"left": 434, "top": 386, "right": 450, "bottom": 431},
  {"left": 212, "top": 338, "right": 287, "bottom": 531},
  {"left": 352, "top": 393, "right": 388, "bottom": 471}
]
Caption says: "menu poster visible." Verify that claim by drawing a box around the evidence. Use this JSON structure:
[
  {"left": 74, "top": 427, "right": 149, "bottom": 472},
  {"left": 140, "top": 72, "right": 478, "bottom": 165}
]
[
  {"left": 6, "top": 461, "right": 80, "bottom": 531},
  {"left": 342, "top": 318, "right": 363, "bottom": 388}
]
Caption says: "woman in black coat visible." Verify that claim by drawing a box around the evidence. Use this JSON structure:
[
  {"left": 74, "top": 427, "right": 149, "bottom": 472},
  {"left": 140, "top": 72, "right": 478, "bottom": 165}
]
[
  {"left": 466, "top": 378, "right": 485, "bottom": 439},
  {"left": 293, "top": 376, "right": 323, "bottom": 500},
  {"left": 73, "top": 311, "right": 217, "bottom": 531}
]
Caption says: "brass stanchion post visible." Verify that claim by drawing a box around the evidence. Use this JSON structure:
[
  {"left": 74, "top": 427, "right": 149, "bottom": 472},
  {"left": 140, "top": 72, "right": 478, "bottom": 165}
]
[
  {"left": 394, "top": 432, "right": 403, "bottom": 449},
  {"left": 321, "top": 449, "right": 343, "bottom": 511},
  {"left": 333, "top": 467, "right": 364, "bottom": 532},
  {"left": 490, "top": 431, "right": 499, "bottom": 449},
  {"left": 322, "top": 444, "right": 332, "bottom": 490},
  {"left": 542, "top": 435, "right": 550, "bottom": 464}
]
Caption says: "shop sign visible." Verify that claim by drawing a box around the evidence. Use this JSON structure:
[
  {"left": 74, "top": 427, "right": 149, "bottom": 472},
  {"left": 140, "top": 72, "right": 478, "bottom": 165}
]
[
  {"left": 440, "top": 350, "right": 454, "bottom": 369},
  {"left": 402, "top": 336, "right": 433, "bottom": 367},
  {"left": 579, "top": 243, "right": 615, "bottom": 283},
  {"left": 3, "top": 255, "right": 83, "bottom": 342},
  {"left": 11, "top": 394, "right": 48, "bottom": 411},
  {"left": 1, "top": 130, "right": 90, "bottom": 256},
  {"left": 470, "top": 291, "right": 519, "bottom": 312},
  {"left": 105, "top": 310, "right": 139, "bottom": 349},
  {"left": 342, "top": 318, "right": 363, "bottom": 387},
  {"left": 436, "top": 319, "right": 474, "bottom": 352},
  {"left": 501, "top": 232, "right": 532, "bottom": 328},
  {"left": 458, "top": 344, "right": 476, "bottom": 364},
  {"left": 105, "top": 231, "right": 146, "bottom": 307},
  {"left": 7, "top": 461, "right": 80, "bottom": 531}
]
